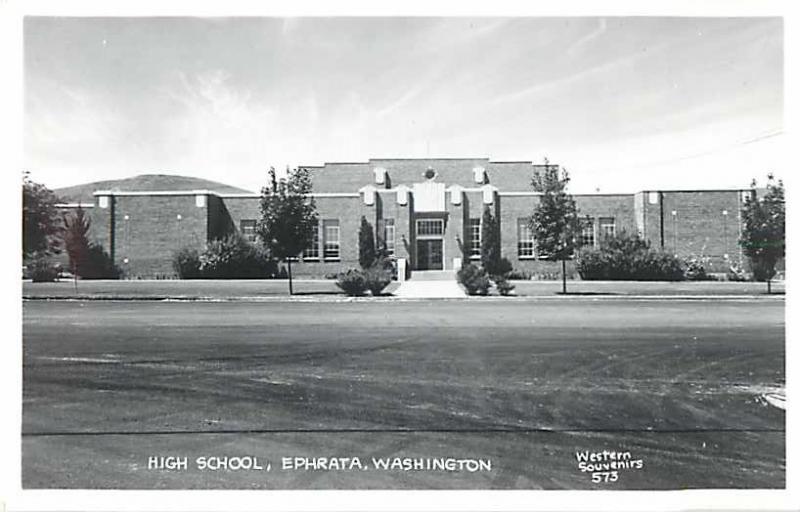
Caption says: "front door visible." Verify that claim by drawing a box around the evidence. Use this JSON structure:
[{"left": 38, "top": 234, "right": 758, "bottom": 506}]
[{"left": 416, "top": 239, "right": 443, "bottom": 270}]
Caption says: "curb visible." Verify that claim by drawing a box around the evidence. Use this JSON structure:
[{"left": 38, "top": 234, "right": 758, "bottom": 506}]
[{"left": 23, "top": 294, "right": 785, "bottom": 303}]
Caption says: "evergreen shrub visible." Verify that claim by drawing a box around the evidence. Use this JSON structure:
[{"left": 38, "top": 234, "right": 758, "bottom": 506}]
[{"left": 457, "top": 263, "right": 491, "bottom": 295}]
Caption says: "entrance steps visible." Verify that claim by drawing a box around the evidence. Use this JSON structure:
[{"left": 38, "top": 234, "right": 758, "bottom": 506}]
[
  {"left": 394, "top": 270, "right": 466, "bottom": 298},
  {"left": 410, "top": 270, "right": 457, "bottom": 281}
]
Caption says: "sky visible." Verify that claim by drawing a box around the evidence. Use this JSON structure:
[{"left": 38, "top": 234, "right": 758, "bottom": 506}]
[{"left": 23, "top": 16, "right": 784, "bottom": 194}]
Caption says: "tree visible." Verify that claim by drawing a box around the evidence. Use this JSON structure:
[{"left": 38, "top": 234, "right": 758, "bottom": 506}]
[
  {"left": 480, "top": 205, "right": 514, "bottom": 295},
  {"left": 81, "top": 243, "right": 122, "bottom": 280},
  {"left": 480, "top": 205, "right": 501, "bottom": 275},
  {"left": 23, "top": 172, "right": 62, "bottom": 259},
  {"left": 576, "top": 231, "right": 685, "bottom": 281},
  {"left": 529, "top": 160, "right": 583, "bottom": 294},
  {"left": 358, "top": 216, "right": 377, "bottom": 269},
  {"left": 740, "top": 175, "right": 785, "bottom": 293},
  {"left": 63, "top": 207, "right": 91, "bottom": 289},
  {"left": 257, "top": 166, "right": 318, "bottom": 295}
]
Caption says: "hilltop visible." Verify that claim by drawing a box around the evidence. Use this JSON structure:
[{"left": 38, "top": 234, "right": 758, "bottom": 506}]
[{"left": 54, "top": 174, "right": 254, "bottom": 203}]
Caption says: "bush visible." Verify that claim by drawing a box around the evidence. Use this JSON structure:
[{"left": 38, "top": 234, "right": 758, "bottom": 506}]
[
  {"left": 200, "top": 234, "right": 275, "bottom": 279},
  {"left": 172, "top": 247, "right": 202, "bottom": 279},
  {"left": 80, "top": 244, "right": 122, "bottom": 279},
  {"left": 726, "top": 262, "right": 750, "bottom": 282},
  {"left": 495, "top": 277, "right": 515, "bottom": 296},
  {"left": 457, "top": 263, "right": 491, "bottom": 296},
  {"left": 486, "top": 256, "right": 513, "bottom": 279},
  {"left": 335, "top": 269, "right": 369, "bottom": 296},
  {"left": 648, "top": 253, "right": 685, "bottom": 281},
  {"left": 364, "top": 265, "right": 392, "bottom": 296},
  {"left": 174, "top": 234, "right": 277, "bottom": 279},
  {"left": 684, "top": 256, "right": 710, "bottom": 281},
  {"left": 574, "top": 250, "right": 606, "bottom": 279},
  {"left": 27, "top": 253, "right": 60, "bottom": 283},
  {"left": 750, "top": 258, "right": 778, "bottom": 282},
  {"left": 532, "top": 271, "right": 571, "bottom": 281},
  {"left": 358, "top": 216, "right": 377, "bottom": 270},
  {"left": 576, "top": 233, "right": 685, "bottom": 281},
  {"left": 507, "top": 269, "right": 532, "bottom": 280}
]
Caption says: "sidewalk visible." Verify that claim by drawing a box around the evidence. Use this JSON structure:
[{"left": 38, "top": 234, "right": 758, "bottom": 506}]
[
  {"left": 21, "top": 278, "right": 783, "bottom": 300},
  {"left": 394, "top": 271, "right": 466, "bottom": 298}
]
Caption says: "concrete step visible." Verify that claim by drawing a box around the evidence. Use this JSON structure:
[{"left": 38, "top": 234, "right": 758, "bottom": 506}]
[
  {"left": 394, "top": 278, "right": 466, "bottom": 298},
  {"left": 409, "top": 270, "right": 457, "bottom": 281}
]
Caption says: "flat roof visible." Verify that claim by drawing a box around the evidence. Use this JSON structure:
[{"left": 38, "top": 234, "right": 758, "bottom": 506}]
[{"left": 90, "top": 186, "right": 754, "bottom": 199}]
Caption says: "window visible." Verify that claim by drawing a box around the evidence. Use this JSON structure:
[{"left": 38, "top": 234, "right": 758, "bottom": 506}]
[
  {"left": 381, "top": 218, "right": 395, "bottom": 256},
  {"left": 240, "top": 219, "right": 257, "bottom": 243},
  {"left": 517, "top": 218, "right": 535, "bottom": 258},
  {"left": 580, "top": 217, "right": 595, "bottom": 247},
  {"left": 323, "top": 220, "right": 340, "bottom": 260},
  {"left": 303, "top": 221, "right": 320, "bottom": 260},
  {"left": 468, "top": 218, "right": 481, "bottom": 258},
  {"left": 416, "top": 219, "right": 444, "bottom": 236},
  {"left": 599, "top": 217, "right": 616, "bottom": 239}
]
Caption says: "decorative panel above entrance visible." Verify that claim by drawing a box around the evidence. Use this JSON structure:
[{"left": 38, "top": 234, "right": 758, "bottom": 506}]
[{"left": 412, "top": 181, "right": 446, "bottom": 212}]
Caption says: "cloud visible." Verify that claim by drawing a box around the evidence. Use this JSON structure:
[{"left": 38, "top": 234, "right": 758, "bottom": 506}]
[
  {"left": 23, "top": 17, "right": 782, "bottom": 194},
  {"left": 374, "top": 83, "right": 426, "bottom": 118},
  {"left": 486, "top": 43, "right": 656, "bottom": 108},
  {"left": 566, "top": 18, "right": 607, "bottom": 55}
]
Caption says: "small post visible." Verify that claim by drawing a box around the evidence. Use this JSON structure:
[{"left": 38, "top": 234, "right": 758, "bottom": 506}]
[
  {"left": 397, "top": 258, "right": 407, "bottom": 282},
  {"left": 287, "top": 259, "right": 293, "bottom": 295},
  {"left": 561, "top": 259, "right": 567, "bottom": 294}
]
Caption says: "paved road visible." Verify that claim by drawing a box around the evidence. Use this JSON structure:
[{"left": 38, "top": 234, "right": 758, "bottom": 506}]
[{"left": 22, "top": 299, "right": 785, "bottom": 489}]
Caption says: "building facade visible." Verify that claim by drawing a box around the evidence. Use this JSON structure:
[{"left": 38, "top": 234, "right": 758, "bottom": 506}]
[{"left": 59, "top": 158, "right": 755, "bottom": 278}]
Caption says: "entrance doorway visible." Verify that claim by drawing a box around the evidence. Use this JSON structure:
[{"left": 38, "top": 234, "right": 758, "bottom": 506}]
[
  {"left": 416, "top": 239, "right": 443, "bottom": 270},
  {"left": 415, "top": 218, "right": 445, "bottom": 271}
]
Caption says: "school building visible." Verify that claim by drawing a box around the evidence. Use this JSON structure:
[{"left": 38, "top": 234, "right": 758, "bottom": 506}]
[{"left": 57, "top": 158, "right": 755, "bottom": 278}]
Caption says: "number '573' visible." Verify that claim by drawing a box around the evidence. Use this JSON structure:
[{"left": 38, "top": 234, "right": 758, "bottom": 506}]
[{"left": 592, "top": 471, "right": 618, "bottom": 483}]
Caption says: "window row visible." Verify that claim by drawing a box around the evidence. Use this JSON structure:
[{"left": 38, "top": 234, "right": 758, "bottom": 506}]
[
  {"left": 468, "top": 217, "right": 617, "bottom": 260},
  {"left": 240, "top": 216, "right": 616, "bottom": 261},
  {"left": 580, "top": 217, "right": 617, "bottom": 248},
  {"left": 306, "top": 220, "right": 341, "bottom": 260},
  {"left": 238, "top": 218, "right": 398, "bottom": 262}
]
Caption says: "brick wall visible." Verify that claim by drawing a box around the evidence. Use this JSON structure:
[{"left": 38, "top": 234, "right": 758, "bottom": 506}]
[
  {"left": 639, "top": 191, "right": 666, "bottom": 249},
  {"left": 206, "top": 194, "right": 235, "bottom": 240},
  {"left": 464, "top": 190, "right": 486, "bottom": 267},
  {"left": 498, "top": 195, "right": 535, "bottom": 271},
  {"left": 286, "top": 196, "right": 362, "bottom": 276},
  {"left": 312, "top": 159, "right": 548, "bottom": 194},
  {"left": 377, "top": 190, "right": 414, "bottom": 264},
  {"left": 496, "top": 193, "right": 636, "bottom": 274},
  {"left": 76, "top": 183, "right": 764, "bottom": 280},
  {"left": 216, "top": 196, "right": 261, "bottom": 240},
  {"left": 90, "top": 195, "right": 114, "bottom": 255},
  {"left": 659, "top": 190, "right": 745, "bottom": 270},
  {"left": 111, "top": 194, "right": 209, "bottom": 278}
]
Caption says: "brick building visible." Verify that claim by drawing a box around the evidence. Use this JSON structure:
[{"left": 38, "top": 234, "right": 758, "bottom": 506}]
[{"left": 57, "top": 158, "right": 755, "bottom": 278}]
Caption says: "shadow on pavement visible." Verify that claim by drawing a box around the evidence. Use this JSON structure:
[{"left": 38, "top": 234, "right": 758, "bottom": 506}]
[
  {"left": 554, "top": 292, "right": 620, "bottom": 296},
  {"left": 291, "top": 291, "right": 343, "bottom": 296}
]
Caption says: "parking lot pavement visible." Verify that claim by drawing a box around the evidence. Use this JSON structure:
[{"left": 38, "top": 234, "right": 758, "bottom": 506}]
[{"left": 22, "top": 299, "right": 785, "bottom": 489}]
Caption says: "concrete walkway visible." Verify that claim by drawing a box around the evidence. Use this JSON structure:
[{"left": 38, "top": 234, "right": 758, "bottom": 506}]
[{"left": 394, "top": 270, "right": 467, "bottom": 298}]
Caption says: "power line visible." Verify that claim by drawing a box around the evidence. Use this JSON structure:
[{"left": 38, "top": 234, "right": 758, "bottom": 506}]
[{"left": 586, "top": 129, "right": 784, "bottom": 175}]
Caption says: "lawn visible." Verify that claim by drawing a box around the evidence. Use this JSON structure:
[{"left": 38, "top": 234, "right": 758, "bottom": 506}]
[
  {"left": 22, "top": 278, "right": 346, "bottom": 298},
  {"left": 21, "top": 277, "right": 783, "bottom": 299},
  {"left": 22, "top": 299, "right": 784, "bottom": 489}
]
